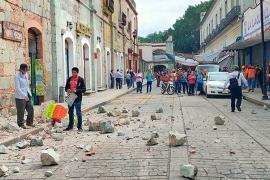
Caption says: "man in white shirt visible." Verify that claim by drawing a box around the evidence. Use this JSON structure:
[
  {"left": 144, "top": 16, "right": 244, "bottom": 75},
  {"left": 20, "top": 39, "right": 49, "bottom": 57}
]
[
  {"left": 15, "top": 64, "right": 34, "bottom": 129},
  {"left": 135, "top": 70, "right": 143, "bottom": 93},
  {"left": 224, "top": 65, "right": 248, "bottom": 112}
]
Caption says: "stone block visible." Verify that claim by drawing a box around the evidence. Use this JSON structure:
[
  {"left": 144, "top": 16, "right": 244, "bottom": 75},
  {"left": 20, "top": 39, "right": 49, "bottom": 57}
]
[
  {"left": 169, "top": 131, "right": 187, "bottom": 146},
  {"left": 40, "top": 149, "right": 60, "bottom": 166},
  {"left": 100, "top": 120, "right": 114, "bottom": 134},
  {"left": 180, "top": 164, "right": 198, "bottom": 179}
]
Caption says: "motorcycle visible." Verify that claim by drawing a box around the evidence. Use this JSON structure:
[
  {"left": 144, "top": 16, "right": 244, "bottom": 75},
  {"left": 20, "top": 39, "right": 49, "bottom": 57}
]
[{"left": 161, "top": 81, "right": 175, "bottom": 95}]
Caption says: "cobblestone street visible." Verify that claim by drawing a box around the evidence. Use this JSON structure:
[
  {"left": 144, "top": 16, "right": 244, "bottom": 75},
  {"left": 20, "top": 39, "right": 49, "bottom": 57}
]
[{"left": 1, "top": 84, "right": 270, "bottom": 179}]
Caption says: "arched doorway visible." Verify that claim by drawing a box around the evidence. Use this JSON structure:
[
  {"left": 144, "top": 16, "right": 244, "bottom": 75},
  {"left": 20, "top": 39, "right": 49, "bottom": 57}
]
[
  {"left": 154, "top": 65, "right": 166, "bottom": 73},
  {"left": 28, "top": 28, "right": 43, "bottom": 105},
  {"left": 83, "top": 44, "right": 90, "bottom": 89},
  {"left": 64, "top": 38, "right": 74, "bottom": 81}
]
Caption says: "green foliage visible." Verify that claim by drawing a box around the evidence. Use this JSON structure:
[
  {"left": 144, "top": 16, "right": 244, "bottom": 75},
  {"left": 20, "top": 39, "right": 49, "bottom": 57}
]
[{"left": 139, "top": 0, "right": 212, "bottom": 53}]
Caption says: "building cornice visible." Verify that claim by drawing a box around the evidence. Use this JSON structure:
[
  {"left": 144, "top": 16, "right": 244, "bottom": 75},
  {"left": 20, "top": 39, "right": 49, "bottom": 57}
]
[
  {"left": 126, "top": 0, "right": 138, "bottom": 15},
  {"left": 200, "top": 0, "right": 216, "bottom": 25}
]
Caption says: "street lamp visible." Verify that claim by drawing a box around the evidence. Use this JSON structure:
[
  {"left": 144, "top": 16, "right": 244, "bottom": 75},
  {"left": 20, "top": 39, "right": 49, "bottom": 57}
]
[
  {"left": 132, "top": 30, "right": 137, "bottom": 71},
  {"left": 259, "top": 0, "right": 268, "bottom": 100}
]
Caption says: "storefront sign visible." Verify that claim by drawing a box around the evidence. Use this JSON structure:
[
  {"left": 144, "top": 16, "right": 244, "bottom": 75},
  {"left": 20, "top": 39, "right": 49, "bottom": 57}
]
[
  {"left": 2, "top": 21, "right": 23, "bottom": 42},
  {"left": 243, "top": 0, "right": 270, "bottom": 40},
  {"left": 76, "top": 22, "right": 92, "bottom": 37}
]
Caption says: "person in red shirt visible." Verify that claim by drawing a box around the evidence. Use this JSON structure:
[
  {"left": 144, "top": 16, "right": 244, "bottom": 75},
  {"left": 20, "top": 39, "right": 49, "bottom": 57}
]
[
  {"left": 246, "top": 65, "right": 256, "bottom": 92},
  {"left": 65, "top": 67, "right": 86, "bottom": 132},
  {"left": 188, "top": 71, "right": 196, "bottom": 96}
]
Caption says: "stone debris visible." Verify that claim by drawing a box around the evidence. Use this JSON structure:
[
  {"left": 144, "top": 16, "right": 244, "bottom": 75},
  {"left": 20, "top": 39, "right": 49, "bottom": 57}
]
[
  {"left": 139, "top": 124, "right": 144, "bottom": 128},
  {"left": 122, "top": 108, "right": 129, "bottom": 113},
  {"left": 85, "top": 151, "right": 96, "bottom": 156},
  {"left": 44, "top": 170, "right": 53, "bottom": 177},
  {"left": 119, "top": 119, "right": 130, "bottom": 125},
  {"left": 2, "top": 122, "right": 20, "bottom": 131},
  {"left": 40, "top": 149, "right": 60, "bottom": 166},
  {"left": 151, "top": 114, "right": 160, "bottom": 121},
  {"left": 251, "top": 110, "right": 257, "bottom": 114},
  {"left": 151, "top": 132, "right": 159, "bottom": 138},
  {"left": 30, "top": 136, "right": 44, "bottom": 146},
  {"left": 147, "top": 137, "right": 158, "bottom": 146},
  {"left": 214, "top": 115, "right": 225, "bottom": 125},
  {"left": 22, "top": 158, "right": 32, "bottom": 164},
  {"left": 100, "top": 120, "right": 114, "bottom": 134},
  {"left": 16, "top": 140, "right": 29, "bottom": 149},
  {"left": 0, "top": 145, "right": 9, "bottom": 154},
  {"left": 84, "top": 118, "right": 91, "bottom": 126},
  {"left": 0, "top": 165, "right": 9, "bottom": 177},
  {"left": 214, "top": 138, "right": 221, "bottom": 143},
  {"left": 156, "top": 107, "right": 164, "bottom": 113},
  {"left": 213, "top": 126, "right": 217, "bottom": 130},
  {"left": 180, "top": 164, "right": 198, "bottom": 179},
  {"left": 84, "top": 145, "right": 93, "bottom": 152},
  {"left": 132, "top": 110, "right": 140, "bottom": 117},
  {"left": 107, "top": 111, "right": 116, "bottom": 117},
  {"left": 12, "top": 167, "right": 20, "bottom": 173},
  {"left": 89, "top": 121, "right": 101, "bottom": 131},
  {"left": 97, "top": 106, "right": 107, "bottom": 114},
  {"left": 264, "top": 105, "right": 268, "bottom": 110},
  {"left": 169, "top": 131, "right": 187, "bottom": 146},
  {"left": 117, "top": 132, "right": 125, "bottom": 136},
  {"left": 51, "top": 133, "right": 64, "bottom": 141}
]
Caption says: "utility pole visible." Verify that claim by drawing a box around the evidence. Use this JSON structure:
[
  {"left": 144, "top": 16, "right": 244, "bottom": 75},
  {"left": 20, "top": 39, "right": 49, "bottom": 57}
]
[{"left": 260, "top": 0, "right": 268, "bottom": 100}]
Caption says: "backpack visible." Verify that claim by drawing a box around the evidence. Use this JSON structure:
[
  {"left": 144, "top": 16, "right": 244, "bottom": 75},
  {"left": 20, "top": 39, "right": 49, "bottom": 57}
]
[{"left": 229, "top": 73, "right": 240, "bottom": 90}]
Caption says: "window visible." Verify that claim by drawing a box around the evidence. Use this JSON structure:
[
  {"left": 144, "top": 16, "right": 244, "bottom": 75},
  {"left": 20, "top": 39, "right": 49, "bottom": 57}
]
[
  {"left": 215, "top": 14, "right": 218, "bottom": 27},
  {"left": 225, "top": 0, "right": 228, "bottom": 15}
]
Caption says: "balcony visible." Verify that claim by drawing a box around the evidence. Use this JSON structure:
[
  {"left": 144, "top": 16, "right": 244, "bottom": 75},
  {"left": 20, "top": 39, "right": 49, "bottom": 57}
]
[{"left": 202, "top": 6, "right": 241, "bottom": 46}]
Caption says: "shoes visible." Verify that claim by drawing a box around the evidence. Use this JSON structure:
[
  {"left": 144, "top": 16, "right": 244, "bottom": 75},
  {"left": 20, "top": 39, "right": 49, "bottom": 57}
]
[
  {"left": 78, "top": 128, "right": 83, "bottom": 132},
  {"left": 20, "top": 125, "right": 27, "bottom": 129},
  {"left": 236, "top": 106, "right": 241, "bottom": 112},
  {"left": 231, "top": 110, "right": 235, "bottom": 112},
  {"left": 64, "top": 128, "right": 73, "bottom": 131},
  {"left": 27, "top": 124, "right": 36, "bottom": 128}
]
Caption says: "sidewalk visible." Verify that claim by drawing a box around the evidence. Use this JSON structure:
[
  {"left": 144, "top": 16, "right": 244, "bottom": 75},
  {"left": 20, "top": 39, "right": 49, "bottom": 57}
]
[
  {"left": 0, "top": 86, "right": 139, "bottom": 146},
  {"left": 243, "top": 89, "right": 270, "bottom": 108}
]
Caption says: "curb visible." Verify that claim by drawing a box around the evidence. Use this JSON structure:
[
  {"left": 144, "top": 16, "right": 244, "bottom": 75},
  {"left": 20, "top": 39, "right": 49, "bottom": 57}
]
[
  {"left": 243, "top": 95, "right": 270, "bottom": 108},
  {"left": 0, "top": 85, "right": 145, "bottom": 146}
]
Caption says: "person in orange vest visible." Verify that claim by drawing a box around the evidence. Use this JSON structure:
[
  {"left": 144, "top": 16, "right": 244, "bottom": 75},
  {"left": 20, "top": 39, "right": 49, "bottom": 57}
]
[
  {"left": 246, "top": 65, "right": 256, "bottom": 92},
  {"left": 188, "top": 71, "right": 196, "bottom": 96}
]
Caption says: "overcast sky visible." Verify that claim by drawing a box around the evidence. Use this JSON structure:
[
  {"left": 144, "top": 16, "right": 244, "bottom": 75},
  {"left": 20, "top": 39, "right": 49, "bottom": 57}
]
[{"left": 136, "top": 0, "right": 207, "bottom": 37}]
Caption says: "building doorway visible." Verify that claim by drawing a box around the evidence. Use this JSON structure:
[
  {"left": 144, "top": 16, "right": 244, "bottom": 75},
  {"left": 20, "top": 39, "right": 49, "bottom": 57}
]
[
  {"left": 64, "top": 38, "right": 74, "bottom": 82},
  {"left": 83, "top": 44, "right": 90, "bottom": 89},
  {"left": 97, "top": 49, "right": 102, "bottom": 88},
  {"left": 28, "top": 28, "right": 43, "bottom": 105},
  {"left": 106, "top": 50, "right": 111, "bottom": 88}
]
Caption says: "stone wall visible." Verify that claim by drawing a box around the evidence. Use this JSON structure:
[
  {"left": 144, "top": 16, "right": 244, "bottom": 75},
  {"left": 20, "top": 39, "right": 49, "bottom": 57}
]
[{"left": 0, "top": 0, "right": 52, "bottom": 116}]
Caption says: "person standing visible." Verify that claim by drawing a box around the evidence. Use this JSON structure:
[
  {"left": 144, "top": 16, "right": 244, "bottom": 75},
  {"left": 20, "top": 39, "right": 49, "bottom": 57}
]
[
  {"left": 15, "top": 64, "right": 34, "bottom": 129},
  {"left": 126, "top": 70, "right": 132, "bottom": 89},
  {"left": 156, "top": 71, "right": 161, "bottom": 87},
  {"left": 120, "top": 69, "right": 124, "bottom": 89},
  {"left": 188, "top": 71, "right": 196, "bottom": 96},
  {"left": 224, "top": 65, "right": 248, "bottom": 112},
  {"left": 196, "top": 72, "right": 204, "bottom": 95},
  {"left": 64, "top": 67, "right": 86, "bottom": 132},
  {"left": 257, "top": 67, "right": 264, "bottom": 93},
  {"left": 110, "top": 70, "right": 115, "bottom": 89},
  {"left": 181, "top": 70, "right": 188, "bottom": 94},
  {"left": 146, "top": 70, "right": 154, "bottom": 94},
  {"left": 135, "top": 70, "right": 143, "bottom": 93},
  {"left": 115, "top": 69, "right": 121, "bottom": 89},
  {"left": 175, "top": 69, "right": 183, "bottom": 94},
  {"left": 246, "top": 65, "right": 256, "bottom": 92},
  {"left": 130, "top": 70, "right": 135, "bottom": 88}
]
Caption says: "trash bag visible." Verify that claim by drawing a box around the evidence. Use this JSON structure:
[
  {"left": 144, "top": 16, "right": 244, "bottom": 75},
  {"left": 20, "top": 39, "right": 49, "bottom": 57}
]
[{"left": 52, "top": 104, "right": 68, "bottom": 123}]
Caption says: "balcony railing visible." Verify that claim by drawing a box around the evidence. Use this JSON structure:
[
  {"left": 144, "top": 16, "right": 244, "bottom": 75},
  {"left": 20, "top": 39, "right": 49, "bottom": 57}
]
[
  {"left": 103, "top": 0, "right": 114, "bottom": 15},
  {"left": 201, "top": 5, "right": 241, "bottom": 46}
]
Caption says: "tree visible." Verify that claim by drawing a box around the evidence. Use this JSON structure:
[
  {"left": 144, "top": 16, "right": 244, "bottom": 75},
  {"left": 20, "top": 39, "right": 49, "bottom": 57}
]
[{"left": 139, "top": 1, "right": 212, "bottom": 53}]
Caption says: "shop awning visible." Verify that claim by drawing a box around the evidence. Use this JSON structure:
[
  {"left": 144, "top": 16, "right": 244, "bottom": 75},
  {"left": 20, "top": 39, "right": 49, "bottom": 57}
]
[
  {"left": 193, "top": 51, "right": 222, "bottom": 64},
  {"left": 225, "top": 32, "right": 270, "bottom": 50}
]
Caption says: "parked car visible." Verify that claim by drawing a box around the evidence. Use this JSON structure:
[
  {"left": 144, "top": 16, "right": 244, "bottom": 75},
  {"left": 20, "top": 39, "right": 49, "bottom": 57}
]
[{"left": 203, "top": 72, "right": 230, "bottom": 98}]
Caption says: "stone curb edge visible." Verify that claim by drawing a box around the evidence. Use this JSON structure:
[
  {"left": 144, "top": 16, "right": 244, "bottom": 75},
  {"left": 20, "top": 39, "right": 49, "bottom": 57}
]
[
  {"left": 243, "top": 95, "right": 270, "bottom": 108},
  {"left": 0, "top": 84, "right": 146, "bottom": 146}
]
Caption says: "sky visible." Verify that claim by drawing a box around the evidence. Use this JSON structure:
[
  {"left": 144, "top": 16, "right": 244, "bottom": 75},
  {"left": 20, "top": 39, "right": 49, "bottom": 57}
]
[{"left": 136, "top": 0, "right": 207, "bottom": 37}]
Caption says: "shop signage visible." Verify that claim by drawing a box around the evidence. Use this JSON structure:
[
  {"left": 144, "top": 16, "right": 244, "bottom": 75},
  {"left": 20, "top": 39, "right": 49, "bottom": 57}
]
[
  {"left": 2, "top": 21, "right": 23, "bottom": 42},
  {"left": 243, "top": 0, "right": 270, "bottom": 40},
  {"left": 76, "top": 22, "right": 92, "bottom": 37}
]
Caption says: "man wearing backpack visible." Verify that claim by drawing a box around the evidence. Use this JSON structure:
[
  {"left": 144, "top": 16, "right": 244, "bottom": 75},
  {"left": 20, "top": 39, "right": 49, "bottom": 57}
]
[{"left": 224, "top": 65, "right": 248, "bottom": 112}]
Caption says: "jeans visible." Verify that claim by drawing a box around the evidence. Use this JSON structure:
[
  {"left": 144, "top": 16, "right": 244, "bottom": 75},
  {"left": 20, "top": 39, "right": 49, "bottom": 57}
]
[
  {"left": 116, "top": 78, "right": 120, "bottom": 89},
  {"left": 231, "top": 86, "right": 242, "bottom": 111},
  {"left": 68, "top": 99, "right": 82, "bottom": 129},
  {"left": 126, "top": 79, "right": 131, "bottom": 89},
  {"left": 147, "top": 81, "right": 152, "bottom": 93},
  {"left": 196, "top": 82, "right": 203, "bottom": 94},
  {"left": 15, "top": 98, "right": 34, "bottom": 127},
  {"left": 157, "top": 78, "right": 161, "bottom": 87},
  {"left": 136, "top": 82, "right": 142, "bottom": 93},
  {"left": 188, "top": 84, "right": 195, "bottom": 95},
  {"left": 175, "top": 81, "right": 181, "bottom": 93},
  {"left": 110, "top": 78, "right": 114, "bottom": 89},
  {"left": 248, "top": 78, "right": 255, "bottom": 90},
  {"left": 182, "top": 82, "right": 188, "bottom": 94}
]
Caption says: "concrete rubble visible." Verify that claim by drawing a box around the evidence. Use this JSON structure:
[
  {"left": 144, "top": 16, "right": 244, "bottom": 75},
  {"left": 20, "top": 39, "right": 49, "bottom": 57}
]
[
  {"left": 97, "top": 106, "right": 107, "bottom": 114},
  {"left": 40, "top": 149, "right": 60, "bottom": 166},
  {"left": 156, "top": 107, "right": 164, "bottom": 113},
  {"left": 51, "top": 133, "right": 64, "bottom": 141},
  {"left": 151, "top": 114, "right": 160, "bottom": 120},
  {"left": 180, "top": 164, "right": 198, "bottom": 179},
  {"left": 2, "top": 122, "right": 20, "bottom": 131},
  {"left": 147, "top": 137, "right": 158, "bottom": 146},
  {"left": 214, "top": 115, "right": 225, "bottom": 125},
  {"left": 12, "top": 167, "right": 20, "bottom": 173},
  {"left": 132, "top": 110, "right": 140, "bottom": 117},
  {"left": 30, "top": 136, "right": 44, "bottom": 146},
  {"left": 16, "top": 140, "right": 29, "bottom": 149},
  {"left": 122, "top": 108, "right": 129, "bottom": 113},
  {"left": 89, "top": 121, "right": 101, "bottom": 131},
  {"left": 169, "top": 131, "right": 187, "bottom": 146},
  {"left": 100, "top": 120, "right": 114, "bottom": 134},
  {"left": 22, "top": 158, "right": 32, "bottom": 164},
  {"left": 84, "top": 145, "right": 93, "bottom": 152},
  {"left": 45, "top": 170, "right": 53, "bottom": 177},
  {"left": 0, "top": 145, "right": 9, "bottom": 154},
  {"left": 0, "top": 165, "right": 8, "bottom": 177},
  {"left": 151, "top": 132, "right": 159, "bottom": 138}
]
